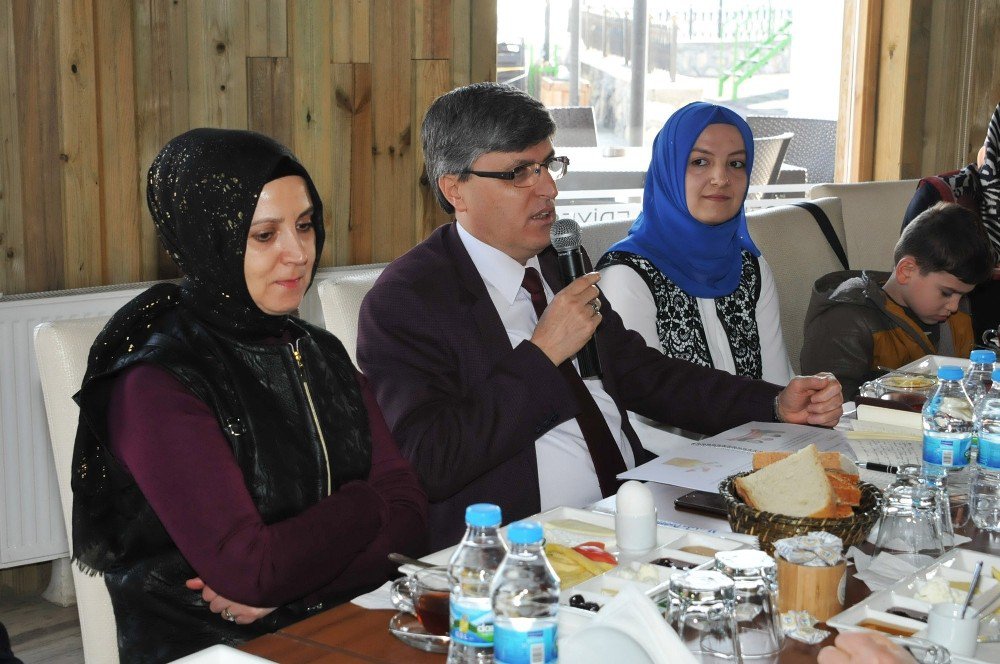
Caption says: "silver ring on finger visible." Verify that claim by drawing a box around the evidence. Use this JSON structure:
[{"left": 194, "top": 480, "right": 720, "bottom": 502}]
[
  {"left": 222, "top": 607, "right": 237, "bottom": 622},
  {"left": 590, "top": 300, "right": 599, "bottom": 316}
]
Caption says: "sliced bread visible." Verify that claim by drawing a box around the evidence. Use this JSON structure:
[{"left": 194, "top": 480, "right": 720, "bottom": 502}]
[
  {"left": 752, "top": 450, "right": 859, "bottom": 476},
  {"left": 735, "top": 444, "right": 840, "bottom": 518}
]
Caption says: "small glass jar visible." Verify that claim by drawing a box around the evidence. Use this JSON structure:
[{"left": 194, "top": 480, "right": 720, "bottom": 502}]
[
  {"left": 714, "top": 550, "right": 782, "bottom": 658},
  {"left": 874, "top": 372, "right": 938, "bottom": 408},
  {"left": 664, "top": 570, "right": 742, "bottom": 661}
]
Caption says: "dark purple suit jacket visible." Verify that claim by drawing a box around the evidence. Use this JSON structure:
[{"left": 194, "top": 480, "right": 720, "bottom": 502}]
[{"left": 357, "top": 223, "right": 782, "bottom": 548}]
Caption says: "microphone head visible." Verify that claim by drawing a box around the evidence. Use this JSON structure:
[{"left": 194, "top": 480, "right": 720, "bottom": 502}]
[{"left": 550, "top": 217, "right": 581, "bottom": 254}]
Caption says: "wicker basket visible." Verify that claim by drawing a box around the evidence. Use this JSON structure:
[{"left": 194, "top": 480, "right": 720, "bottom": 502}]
[{"left": 718, "top": 471, "right": 883, "bottom": 554}]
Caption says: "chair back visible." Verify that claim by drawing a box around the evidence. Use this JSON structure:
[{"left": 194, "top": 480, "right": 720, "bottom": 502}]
[
  {"left": 316, "top": 265, "right": 387, "bottom": 364},
  {"left": 33, "top": 317, "right": 120, "bottom": 664},
  {"left": 746, "top": 198, "right": 848, "bottom": 373},
  {"left": 747, "top": 116, "right": 838, "bottom": 184},
  {"left": 749, "top": 132, "right": 793, "bottom": 199},
  {"left": 550, "top": 106, "right": 599, "bottom": 147},
  {"left": 808, "top": 180, "right": 919, "bottom": 271},
  {"left": 580, "top": 217, "right": 635, "bottom": 262}
]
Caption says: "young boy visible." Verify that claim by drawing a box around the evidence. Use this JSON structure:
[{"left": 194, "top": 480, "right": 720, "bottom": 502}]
[{"left": 801, "top": 202, "right": 994, "bottom": 400}]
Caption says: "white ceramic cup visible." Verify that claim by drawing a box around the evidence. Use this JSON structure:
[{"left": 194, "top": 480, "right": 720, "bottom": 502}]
[{"left": 926, "top": 602, "right": 979, "bottom": 657}]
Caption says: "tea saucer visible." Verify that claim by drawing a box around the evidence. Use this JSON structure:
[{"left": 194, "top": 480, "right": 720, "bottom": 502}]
[{"left": 388, "top": 611, "right": 450, "bottom": 653}]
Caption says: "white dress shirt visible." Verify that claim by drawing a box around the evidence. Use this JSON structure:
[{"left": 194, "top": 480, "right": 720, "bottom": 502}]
[
  {"left": 456, "top": 223, "right": 635, "bottom": 510},
  {"left": 599, "top": 257, "right": 794, "bottom": 385}
]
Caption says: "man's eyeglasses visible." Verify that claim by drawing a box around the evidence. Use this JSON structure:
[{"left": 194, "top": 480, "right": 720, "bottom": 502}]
[{"left": 463, "top": 156, "right": 570, "bottom": 188}]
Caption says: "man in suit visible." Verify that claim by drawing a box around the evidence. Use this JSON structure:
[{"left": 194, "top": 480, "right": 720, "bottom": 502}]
[{"left": 357, "top": 82, "right": 843, "bottom": 548}]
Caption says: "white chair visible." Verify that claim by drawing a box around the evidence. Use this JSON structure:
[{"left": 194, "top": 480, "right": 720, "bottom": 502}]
[
  {"left": 316, "top": 264, "right": 387, "bottom": 364},
  {"left": 808, "top": 179, "right": 919, "bottom": 271},
  {"left": 33, "top": 317, "right": 120, "bottom": 664},
  {"left": 746, "top": 198, "right": 848, "bottom": 373}
]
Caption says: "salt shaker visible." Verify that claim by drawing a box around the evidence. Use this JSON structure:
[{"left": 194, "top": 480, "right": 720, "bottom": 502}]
[{"left": 615, "top": 480, "right": 656, "bottom": 558}]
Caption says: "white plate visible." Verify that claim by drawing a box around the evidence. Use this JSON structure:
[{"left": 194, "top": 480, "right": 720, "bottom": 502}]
[
  {"left": 828, "top": 548, "right": 1000, "bottom": 663},
  {"left": 399, "top": 506, "right": 749, "bottom": 614},
  {"left": 169, "top": 645, "right": 275, "bottom": 663},
  {"left": 399, "top": 506, "right": 749, "bottom": 574},
  {"left": 897, "top": 355, "right": 971, "bottom": 376}
]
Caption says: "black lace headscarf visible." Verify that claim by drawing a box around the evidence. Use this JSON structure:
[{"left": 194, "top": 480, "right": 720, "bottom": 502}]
[{"left": 150, "top": 127, "right": 324, "bottom": 336}]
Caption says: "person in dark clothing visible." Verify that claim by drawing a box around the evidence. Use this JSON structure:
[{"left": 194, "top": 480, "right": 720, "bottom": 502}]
[
  {"left": 901, "top": 102, "right": 1000, "bottom": 337},
  {"left": 71, "top": 129, "right": 427, "bottom": 663},
  {"left": 0, "top": 622, "right": 24, "bottom": 664}
]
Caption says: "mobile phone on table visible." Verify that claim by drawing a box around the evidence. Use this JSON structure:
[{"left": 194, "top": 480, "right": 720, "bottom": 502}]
[{"left": 673, "top": 490, "right": 728, "bottom": 517}]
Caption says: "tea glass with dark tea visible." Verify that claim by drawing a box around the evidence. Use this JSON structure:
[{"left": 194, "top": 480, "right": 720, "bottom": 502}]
[{"left": 389, "top": 566, "right": 451, "bottom": 636}]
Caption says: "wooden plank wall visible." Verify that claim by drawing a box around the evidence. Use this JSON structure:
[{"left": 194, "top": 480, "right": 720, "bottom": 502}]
[
  {"left": 0, "top": 0, "right": 496, "bottom": 297},
  {"left": 843, "top": 0, "right": 1000, "bottom": 182}
]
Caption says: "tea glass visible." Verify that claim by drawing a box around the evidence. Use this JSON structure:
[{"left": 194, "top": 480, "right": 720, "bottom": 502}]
[
  {"left": 664, "top": 570, "right": 743, "bottom": 661},
  {"left": 714, "top": 550, "right": 782, "bottom": 658},
  {"left": 389, "top": 566, "right": 451, "bottom": 636},
  {"left": 873, "top": 466, "right": 948, "bottom": 567}
]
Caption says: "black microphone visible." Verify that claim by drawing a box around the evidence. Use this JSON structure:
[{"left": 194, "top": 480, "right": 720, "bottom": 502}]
[{"left": 550, "top": 218, "right": 602, "bottom": 378}]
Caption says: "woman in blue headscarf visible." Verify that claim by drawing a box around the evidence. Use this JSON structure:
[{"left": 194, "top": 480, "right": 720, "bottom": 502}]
[{"left": 596, "top": 102, "right": 793, "bottom": 384}]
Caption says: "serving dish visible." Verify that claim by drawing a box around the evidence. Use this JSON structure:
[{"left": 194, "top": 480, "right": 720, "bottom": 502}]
[
  {"left": 828, "top": 548, "right": 1000, "bottom": 663},
  {"left": 898, "top": 355, "right": 971, "bottom": 376},
  {"left": 399, "top": 506, "right": 751, "bottom": 617}
]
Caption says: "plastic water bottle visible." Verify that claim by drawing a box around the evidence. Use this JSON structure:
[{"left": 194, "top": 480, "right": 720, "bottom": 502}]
[
  {"left": 966, "top": 349, "right": 996, "bottom": 462},
  {"left": 492, "top": 521, "right": 560, "bottom": 664},
  {"left": 964, "top": 349, "right": 996, "bottom": 409},
  {"left": 448, "top": 504, "right": 508, "bottom": 664},
  {"left": 923, "top": 365, "right": 974, "bottom": 526},
  {"left": 972, "top": 369, "right": 1000, "bottom": 531}
]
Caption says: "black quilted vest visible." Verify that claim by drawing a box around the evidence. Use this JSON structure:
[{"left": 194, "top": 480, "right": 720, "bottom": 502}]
[{"left": 72, "top": 308, "right": 371, "bottom": 663}]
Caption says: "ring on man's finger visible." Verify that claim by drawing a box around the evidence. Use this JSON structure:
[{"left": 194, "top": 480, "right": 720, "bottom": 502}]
[
  {"left": 589, "top": 300, "right": 599, "bottom": 316},
  {"left": 222, "top": 607, "right": 237, "bottom": 622}
]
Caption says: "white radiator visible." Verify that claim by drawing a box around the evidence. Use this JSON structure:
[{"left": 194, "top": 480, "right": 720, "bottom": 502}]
[{"left": 0, "top": 284, "right": 147, "bottom": 568}]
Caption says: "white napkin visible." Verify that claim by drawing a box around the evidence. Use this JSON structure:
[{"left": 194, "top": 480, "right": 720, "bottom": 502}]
[
  {"left": 560, "top": 584, "right": 698, "bottom": 664},
  {"left": 848, "top": 547, "right": 923, "bottom": 591},
  {"left": 350, "top": 580, "right": 395, "bottom": 610}
]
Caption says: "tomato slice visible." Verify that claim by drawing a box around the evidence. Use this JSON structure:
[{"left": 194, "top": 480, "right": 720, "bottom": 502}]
[{"left": 572, "top": 543, "right": 617, "bottom": 564}]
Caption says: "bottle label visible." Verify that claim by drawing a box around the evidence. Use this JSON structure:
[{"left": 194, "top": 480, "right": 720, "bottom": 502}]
[
  {"left": 495, "top": 622, "right": 557, "bottom": 664},
  {"left": 450, "top": 597, "right": 493, "bottom": 647},
  {"left": 923, "top": 431, "right": 972, "bottom": 468},
  {"left": 980, "top": 433, "right": 1000, "bottom": 470}
]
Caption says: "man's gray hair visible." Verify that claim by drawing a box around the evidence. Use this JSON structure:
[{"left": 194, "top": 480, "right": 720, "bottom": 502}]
[{"left": 421, "top": 82, "right": 556, "bottom": 214}]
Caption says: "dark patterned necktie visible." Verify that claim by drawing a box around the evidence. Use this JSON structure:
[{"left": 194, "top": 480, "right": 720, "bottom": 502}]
[{"left": 521, "top": 267, "right": 626, "bottom": 497}]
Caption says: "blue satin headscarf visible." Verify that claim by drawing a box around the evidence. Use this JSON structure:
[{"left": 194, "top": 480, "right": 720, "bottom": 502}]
[{"left": 606, "top": 102, "right": 760, "bottom": 298}]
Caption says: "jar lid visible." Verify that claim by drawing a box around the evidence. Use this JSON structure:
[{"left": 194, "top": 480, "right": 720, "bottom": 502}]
[
  {"left": 714, "top": 549, "right": 776, "bottom": 578},
  {"left": 669, "top": 570, "right": 735, "bottom": 602}
]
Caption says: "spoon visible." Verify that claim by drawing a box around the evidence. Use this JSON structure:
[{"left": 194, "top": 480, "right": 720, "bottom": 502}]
[
  {"left": 961, "top": 560, "right": 983, "bottom": 618},
  {"left": 388, "top": 552, "right": 436, "bottom": 569}
]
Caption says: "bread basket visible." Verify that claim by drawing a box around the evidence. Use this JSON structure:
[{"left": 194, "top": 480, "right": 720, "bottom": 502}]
[{"left": 718, "top": 471, "right": 883, "bottom": 554}]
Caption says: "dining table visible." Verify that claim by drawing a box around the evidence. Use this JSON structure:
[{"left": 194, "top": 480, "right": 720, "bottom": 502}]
[{"left": 240, "top": 482, "right": 999, "bottom": 663}]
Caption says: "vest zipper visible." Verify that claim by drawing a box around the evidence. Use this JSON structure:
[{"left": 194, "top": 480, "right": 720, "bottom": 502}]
[{"left": 292, "top": 339, "right": 333, "bottom": 496}]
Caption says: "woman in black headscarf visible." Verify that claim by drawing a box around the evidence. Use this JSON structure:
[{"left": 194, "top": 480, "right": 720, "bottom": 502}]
[{"left": 71, "top": 128, "right": 427, "bottom": 662}]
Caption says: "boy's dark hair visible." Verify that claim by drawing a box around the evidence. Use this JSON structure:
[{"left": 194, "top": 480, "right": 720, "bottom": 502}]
[{"left": 894, "top": 202, "right": 993, "bottom": 284}]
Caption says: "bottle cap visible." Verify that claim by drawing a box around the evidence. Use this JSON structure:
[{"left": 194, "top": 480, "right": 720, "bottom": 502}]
[
  {"left": 970, "top": 349, "right": 997, "bottom": 364},
  {"left": 938, "top": 365, "right": 965, "bottom": 381},
  {"left": 507, "top": 520, "right": 543, "bottom": 544},
  {"left": 465, "top": 503, "right": 502, "bottom": 527}
]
